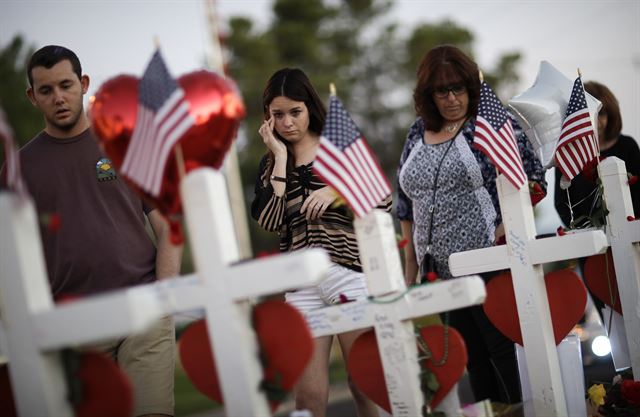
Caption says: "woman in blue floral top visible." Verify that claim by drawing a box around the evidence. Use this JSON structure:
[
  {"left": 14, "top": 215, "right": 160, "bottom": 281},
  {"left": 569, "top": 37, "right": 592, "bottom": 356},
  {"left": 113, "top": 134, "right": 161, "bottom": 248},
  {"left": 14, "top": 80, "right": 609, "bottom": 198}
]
[{"left": 396, "top": 45, "right": 546, "bottom": 405}]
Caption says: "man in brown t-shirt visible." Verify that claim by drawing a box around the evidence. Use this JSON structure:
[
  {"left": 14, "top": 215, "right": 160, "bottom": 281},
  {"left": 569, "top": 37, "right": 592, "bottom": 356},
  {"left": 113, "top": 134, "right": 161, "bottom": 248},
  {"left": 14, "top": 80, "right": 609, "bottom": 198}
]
[{"left": 10, "top": 45, "right": 182, "bottom": 417}]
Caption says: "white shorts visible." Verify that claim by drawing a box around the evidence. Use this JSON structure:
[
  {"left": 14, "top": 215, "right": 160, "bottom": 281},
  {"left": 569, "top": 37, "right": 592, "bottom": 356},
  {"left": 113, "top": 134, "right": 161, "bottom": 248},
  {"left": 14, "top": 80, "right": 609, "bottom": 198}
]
[{"left": 285, "top": 263, "right": 369, "bottom": 314}]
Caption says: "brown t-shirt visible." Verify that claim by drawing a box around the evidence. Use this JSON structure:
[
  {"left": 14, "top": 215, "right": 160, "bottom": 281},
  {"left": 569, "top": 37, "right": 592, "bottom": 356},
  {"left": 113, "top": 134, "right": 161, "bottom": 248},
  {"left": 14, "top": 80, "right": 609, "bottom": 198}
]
[{"left": 15, "top": 128, "right": 157, "bottom": 297}]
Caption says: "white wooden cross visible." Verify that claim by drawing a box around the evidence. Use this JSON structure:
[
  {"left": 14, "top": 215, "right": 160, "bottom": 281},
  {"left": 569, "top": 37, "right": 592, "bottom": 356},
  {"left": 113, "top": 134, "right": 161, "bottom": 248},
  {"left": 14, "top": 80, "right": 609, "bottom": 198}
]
[
  {"left": 0, "top": 193, "right": 167, "bottom": 417},
  {"left": 304, "top": 209, "right": 488, "bottom": 417},
  {"left": 0, "top": 168, "right": 331, "bottom": 417},
  {"left": 448, "top": 174, "right": 609, "bottom": 417},
  {"left": 599, "top": 157, "right": 640, "bottom": 379}
]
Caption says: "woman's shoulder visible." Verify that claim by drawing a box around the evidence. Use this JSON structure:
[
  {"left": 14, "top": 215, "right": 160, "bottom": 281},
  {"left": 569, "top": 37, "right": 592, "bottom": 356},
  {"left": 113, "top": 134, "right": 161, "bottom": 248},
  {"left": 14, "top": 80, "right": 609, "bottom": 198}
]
[
  {"left": 606, "top": 134, "right": 640, "bottom": 156},
  {"left": 618, "top": 134, "right": 639, "bottom": 148},
  {"left": 407, "top": 117, "right": 425, "bottom": 139}
]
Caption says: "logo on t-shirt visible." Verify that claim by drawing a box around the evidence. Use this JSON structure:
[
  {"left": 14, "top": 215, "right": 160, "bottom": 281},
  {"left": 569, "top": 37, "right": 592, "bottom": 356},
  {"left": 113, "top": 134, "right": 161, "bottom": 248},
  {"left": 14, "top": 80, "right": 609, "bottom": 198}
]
[{"left": 96, "top": 158, "right": 117, "bottom": 182}]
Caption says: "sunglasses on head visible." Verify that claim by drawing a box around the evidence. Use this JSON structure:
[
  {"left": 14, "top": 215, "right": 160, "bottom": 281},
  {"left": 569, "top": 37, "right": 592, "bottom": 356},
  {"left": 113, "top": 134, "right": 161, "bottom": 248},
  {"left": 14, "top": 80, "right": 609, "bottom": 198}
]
[{"left": 433, "top": 84, "right": 467, "bottom": 99}]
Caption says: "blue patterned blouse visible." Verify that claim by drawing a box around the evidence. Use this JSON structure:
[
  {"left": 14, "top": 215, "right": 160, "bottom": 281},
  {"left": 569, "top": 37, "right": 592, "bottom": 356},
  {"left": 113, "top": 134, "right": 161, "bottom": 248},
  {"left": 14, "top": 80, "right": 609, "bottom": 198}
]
[{"left": 395, "top": 116, "right": 546, "bottom": 226}]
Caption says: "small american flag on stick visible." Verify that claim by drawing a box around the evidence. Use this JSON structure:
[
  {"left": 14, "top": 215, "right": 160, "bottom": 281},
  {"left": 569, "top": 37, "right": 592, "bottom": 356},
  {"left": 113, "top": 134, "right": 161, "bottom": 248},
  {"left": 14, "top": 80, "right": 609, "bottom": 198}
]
[
  {"left": 474, "top": 81, "right": 527, "bottom": 189},
  {"left": 121, "top": 49, "right": 194, "bottom": 196},
  {"left": 313, "top": 94, "right": 391, "bottom": 218},
  {"left": 554, "top": 76, "right": 598, "bottom": 182},
  {"left": 0, "top": 106, "right": 27, "bottom": 196}
]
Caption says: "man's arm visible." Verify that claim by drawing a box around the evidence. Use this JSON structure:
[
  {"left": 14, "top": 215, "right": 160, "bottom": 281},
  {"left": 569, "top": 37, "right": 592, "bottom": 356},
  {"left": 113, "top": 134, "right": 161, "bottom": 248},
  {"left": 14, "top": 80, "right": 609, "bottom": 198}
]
[{"left": 148, "top": 209, "right": 183, "bottom": 280}]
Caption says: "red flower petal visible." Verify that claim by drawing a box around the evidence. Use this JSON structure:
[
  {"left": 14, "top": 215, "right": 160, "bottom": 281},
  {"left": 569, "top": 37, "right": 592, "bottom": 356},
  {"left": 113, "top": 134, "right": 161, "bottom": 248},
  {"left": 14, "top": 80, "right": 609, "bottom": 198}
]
[
  {"left": 47, "top": 213, "right": 61, "bottom": 233},
  {"left": 426, "top": 272, "right": 438, "bottom": 282},
  {"left": 529, "top": 182, "right": 546, "bottom": 206},
  {"left": 620, "top": 379, "right": 640, "bottom": 406}
]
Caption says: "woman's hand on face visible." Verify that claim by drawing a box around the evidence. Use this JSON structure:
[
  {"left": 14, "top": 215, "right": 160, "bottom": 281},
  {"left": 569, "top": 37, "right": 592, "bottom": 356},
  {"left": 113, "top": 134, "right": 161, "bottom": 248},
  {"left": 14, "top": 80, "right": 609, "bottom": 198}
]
[
  {"left": 259, "top": 117, "right": 287, "bottom": 157},
  {"left": 300, "top": 186, "right": 337, "bottom": 220}
]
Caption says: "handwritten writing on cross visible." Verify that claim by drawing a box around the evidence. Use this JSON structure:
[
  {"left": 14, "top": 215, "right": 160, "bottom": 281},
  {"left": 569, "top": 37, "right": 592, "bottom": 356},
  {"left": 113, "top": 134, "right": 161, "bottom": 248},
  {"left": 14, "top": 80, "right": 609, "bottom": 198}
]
[
  {"left": 0, "top": 169, "right": 330, "bottom": 417},
  {"left": 448, "top": 174, "right": 608, "bottom": 417},
  {"left": 600, "top": 157, "right": 640, "bottom": 380},
  {"left": 305, "top": 210, "right": 487, "bottom": 417}
]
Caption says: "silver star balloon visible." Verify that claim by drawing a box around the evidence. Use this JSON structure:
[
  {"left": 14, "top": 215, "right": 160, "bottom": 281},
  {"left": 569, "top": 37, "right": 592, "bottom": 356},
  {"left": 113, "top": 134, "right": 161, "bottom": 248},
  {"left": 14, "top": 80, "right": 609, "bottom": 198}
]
[{"left": 508, "top": 61, "right": 601, "bottom": 169}]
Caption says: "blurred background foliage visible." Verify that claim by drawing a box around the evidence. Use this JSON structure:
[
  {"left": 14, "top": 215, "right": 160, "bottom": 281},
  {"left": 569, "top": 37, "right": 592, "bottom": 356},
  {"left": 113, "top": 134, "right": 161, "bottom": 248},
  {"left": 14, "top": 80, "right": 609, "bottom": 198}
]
[{"left": 0, "top": 0, "right": 523, "bottom": 257}]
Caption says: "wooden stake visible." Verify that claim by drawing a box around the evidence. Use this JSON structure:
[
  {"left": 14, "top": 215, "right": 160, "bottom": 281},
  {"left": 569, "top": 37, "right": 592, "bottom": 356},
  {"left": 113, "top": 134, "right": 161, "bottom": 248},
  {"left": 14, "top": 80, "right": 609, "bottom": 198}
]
[{"left": 175, "top": 144, "right": 186, "bottom": 181}]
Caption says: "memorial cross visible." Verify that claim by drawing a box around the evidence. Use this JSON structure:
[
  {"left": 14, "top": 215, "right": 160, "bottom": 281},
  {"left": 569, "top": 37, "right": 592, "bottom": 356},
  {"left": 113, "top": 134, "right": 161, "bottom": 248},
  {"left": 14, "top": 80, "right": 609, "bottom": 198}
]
[
  {"left": 448, "top": 174, "right": 609, "bottom": 416},
  {"left": 305, "top": 210, "right": 487, "bottom": 416},
  {"left": 599, "top": 157, "right": 640, "bottom": 379},
  {"left": 0, "top": 168, "right": 330, "bottom": 416}
]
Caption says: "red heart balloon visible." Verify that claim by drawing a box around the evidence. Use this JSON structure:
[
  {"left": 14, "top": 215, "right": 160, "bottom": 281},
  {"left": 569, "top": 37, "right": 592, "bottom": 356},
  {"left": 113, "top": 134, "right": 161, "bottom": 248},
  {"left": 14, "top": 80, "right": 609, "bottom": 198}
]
[
  {"left": 583, "top": 250, "right": 621, "bottom": 315},
  {"left": 347, "top": 325, "right": 467, "bottom": 411},
  {"left": 179, "top": 300, "right": 313, "bottom": 412},
  {"left": 483, "top": 269, "right": 587, "bottom": 346},
  {"left": 0, "top": 352, "right": 132, "bottom": 417},
  {"left": 89, "top": 71, "right": 245, "bottom": 243}
]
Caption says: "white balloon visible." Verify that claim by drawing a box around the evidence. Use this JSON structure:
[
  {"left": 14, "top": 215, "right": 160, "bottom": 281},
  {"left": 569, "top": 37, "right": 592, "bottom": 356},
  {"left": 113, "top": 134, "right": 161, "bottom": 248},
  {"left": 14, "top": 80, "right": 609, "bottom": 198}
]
[{"left": 508, "top": 61, "right": 601, "bottom": 169}]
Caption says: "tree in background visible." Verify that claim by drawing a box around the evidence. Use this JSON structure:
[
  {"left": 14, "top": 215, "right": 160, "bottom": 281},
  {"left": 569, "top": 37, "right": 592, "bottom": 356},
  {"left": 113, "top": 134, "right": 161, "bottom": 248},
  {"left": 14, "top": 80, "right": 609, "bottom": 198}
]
[
  {"left": 0, "top": 4, "right": 523, "bottom": 253},
  {"left": 0, "top": 35, "right": 42, "bottom": 167},
  {"left": 224, "top": 0, "right": 523, "bottom": 253}
]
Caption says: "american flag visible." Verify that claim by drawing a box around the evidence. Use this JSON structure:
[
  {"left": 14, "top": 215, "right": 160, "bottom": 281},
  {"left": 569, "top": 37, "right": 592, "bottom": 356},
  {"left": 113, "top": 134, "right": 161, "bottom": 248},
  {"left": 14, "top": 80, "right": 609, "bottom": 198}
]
[
  {"left": 0, "top": 106, "right": 27, "bottom": 196},
  {"left": 313, "top": 95, "right": 391, "bottom": 218},
  {"left": 121, "top": 49, "right": 194, "bottom": 196},
  {"left": 554, "top": 77, "right": 598, "bottom": 182},
  {"left": 473, "top": 81, "right": 527, "bottom": 189}
]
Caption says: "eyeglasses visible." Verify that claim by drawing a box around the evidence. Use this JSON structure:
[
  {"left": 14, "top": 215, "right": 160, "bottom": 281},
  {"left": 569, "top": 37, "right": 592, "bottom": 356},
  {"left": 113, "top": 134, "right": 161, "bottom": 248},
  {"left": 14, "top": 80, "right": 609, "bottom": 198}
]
[{"left": 433, "top": 85, "right": 467, "bottom": 99}]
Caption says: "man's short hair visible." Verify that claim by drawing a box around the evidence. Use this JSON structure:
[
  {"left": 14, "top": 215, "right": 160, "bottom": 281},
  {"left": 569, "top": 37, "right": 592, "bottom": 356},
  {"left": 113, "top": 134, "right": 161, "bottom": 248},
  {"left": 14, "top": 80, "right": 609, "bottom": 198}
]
[{"left": 27, "top": 45, "right": 82, "bottom": 87}]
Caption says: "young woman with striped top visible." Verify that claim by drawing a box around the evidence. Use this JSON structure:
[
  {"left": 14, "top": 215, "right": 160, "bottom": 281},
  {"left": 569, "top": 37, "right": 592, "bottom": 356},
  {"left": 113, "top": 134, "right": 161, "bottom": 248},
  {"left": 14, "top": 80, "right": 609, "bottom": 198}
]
[{"left": 251, "top": 68, "right": 391, "bottom": 417}]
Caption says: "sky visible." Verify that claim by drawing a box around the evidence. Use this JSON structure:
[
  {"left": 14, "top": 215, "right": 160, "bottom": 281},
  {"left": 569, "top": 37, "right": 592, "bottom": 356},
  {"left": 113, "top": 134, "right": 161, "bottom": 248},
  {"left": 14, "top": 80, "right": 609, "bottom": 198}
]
[{"left": 1, "top": 0, "right": 639, "bottom": 232}]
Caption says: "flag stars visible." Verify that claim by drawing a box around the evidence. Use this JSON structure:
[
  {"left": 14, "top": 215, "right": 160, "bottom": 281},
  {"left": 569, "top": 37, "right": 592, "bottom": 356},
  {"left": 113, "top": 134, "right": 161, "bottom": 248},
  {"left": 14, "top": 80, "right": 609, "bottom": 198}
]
[
  {"left": 478, "top": 83, "right": 509, "bottom": 130},
  {"left": 565, "top": 78, "right": 588, "bottom": 115},
  {"left": 323, "top": 98, "right": 363, "bottom": 150}
]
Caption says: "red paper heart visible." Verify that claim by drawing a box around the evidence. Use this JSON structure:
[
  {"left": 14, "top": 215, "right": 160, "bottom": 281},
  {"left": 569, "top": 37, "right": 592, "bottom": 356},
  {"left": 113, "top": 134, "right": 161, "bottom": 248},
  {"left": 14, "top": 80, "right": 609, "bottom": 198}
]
[
  {"left": 347, "top": 325, "right": 467, "bottom": 411},
  {"left": 75, "top": 352, "right": 133, "bottom": 417},
  {"left": 0, "top": 352, "right": 132, "bottom": 417},
  {"left": 584, "top": 249, "right": 621, "bottom": 315},
  {"left": 89, "top": 71, "right": 245, "bottom": 243},
  {"left": 179, "top": 300, "right": 313, "bottom": 411},
  {"left": 0, "top": 365, "right": 17, "bottom": 417},
  {"left": 483, "top": 269, "right": 587, "bottom": 346}
]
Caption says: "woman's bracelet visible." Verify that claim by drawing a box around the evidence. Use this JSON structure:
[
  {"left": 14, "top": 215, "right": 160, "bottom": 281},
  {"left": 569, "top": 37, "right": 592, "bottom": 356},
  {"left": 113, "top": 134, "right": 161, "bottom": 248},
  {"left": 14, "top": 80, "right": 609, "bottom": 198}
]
[{"left": 270, "top": 175, "right": 287, "bottom": 183}]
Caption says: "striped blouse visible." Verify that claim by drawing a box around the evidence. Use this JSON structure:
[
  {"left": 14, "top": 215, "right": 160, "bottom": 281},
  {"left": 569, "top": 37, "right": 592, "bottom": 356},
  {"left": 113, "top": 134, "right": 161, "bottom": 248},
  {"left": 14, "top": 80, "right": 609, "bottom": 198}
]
[{"left": 251, "top": 155, "right": 392, "bottom": 272}]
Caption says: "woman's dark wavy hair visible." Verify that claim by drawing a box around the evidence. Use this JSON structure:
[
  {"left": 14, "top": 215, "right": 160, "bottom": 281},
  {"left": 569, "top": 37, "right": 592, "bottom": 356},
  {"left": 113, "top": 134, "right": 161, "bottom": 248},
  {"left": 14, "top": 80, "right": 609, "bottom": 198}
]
[
  {"left": 584, "top": 80, "right": 622, "bottom": 142},
  {"left": 261, "top": 68, "right": 326, "bottom": 177},
  {"left": 413, "top": 45, "right": 480, "bottom": 132}
]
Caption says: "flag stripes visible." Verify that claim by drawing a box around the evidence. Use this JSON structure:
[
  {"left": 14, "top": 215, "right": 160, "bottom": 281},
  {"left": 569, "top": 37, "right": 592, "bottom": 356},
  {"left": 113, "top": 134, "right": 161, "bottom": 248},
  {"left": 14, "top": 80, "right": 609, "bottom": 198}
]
[
  {"left": 555, "top": 93, "right": 598, "bottom": 181},
  {"left": 474, "top": 115, "right": 527, "bottom": 188}
]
